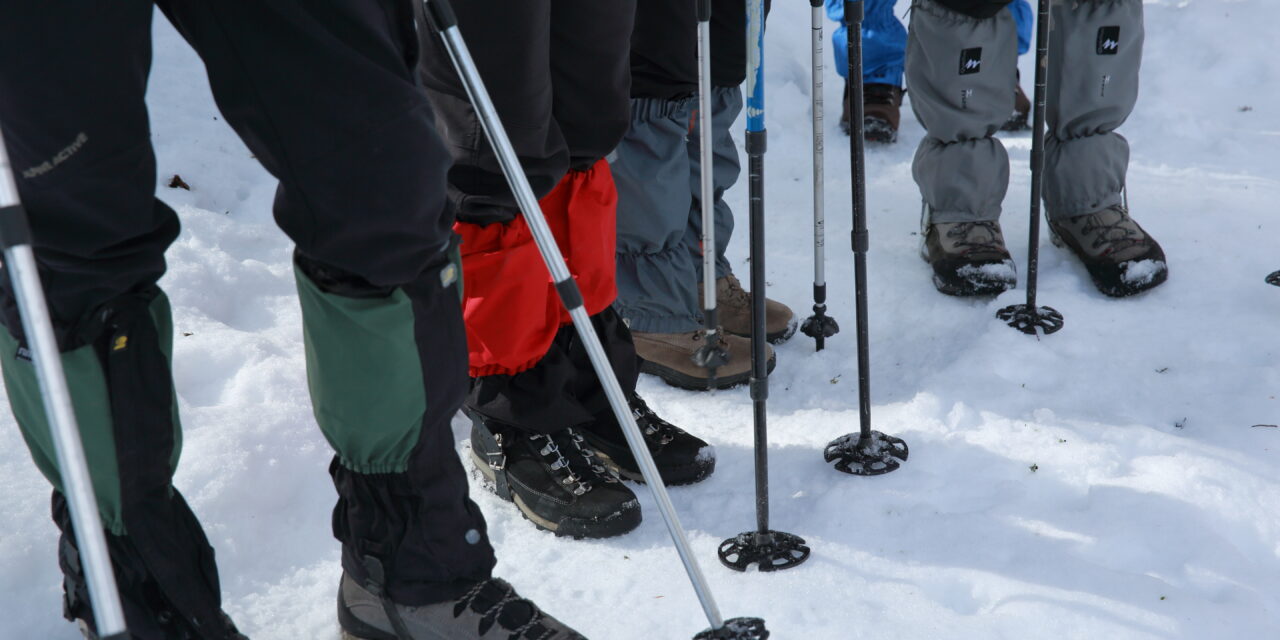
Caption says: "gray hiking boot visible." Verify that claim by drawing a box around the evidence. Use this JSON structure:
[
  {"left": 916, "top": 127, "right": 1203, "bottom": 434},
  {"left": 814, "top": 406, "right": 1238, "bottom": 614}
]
[
  {"left": 1047, "top": 205, "right": 1168, "bottom": 297},
  {"left": 921, "top": 220, "right": 1017, "bottom": 296},
  {"left": 338, "top": 573, "right": 586, "bottom": 640},
  {"left": 703, "top": 274, "right": 797, "bottom": 344},
  {"left": 633, "top": 329, "right": 773, "bottom": 391}
]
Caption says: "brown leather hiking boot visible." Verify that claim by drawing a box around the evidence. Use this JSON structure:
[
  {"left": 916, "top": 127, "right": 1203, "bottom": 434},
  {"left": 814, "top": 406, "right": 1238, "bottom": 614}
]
[
  {"left": 1048, "top": 205, "right": 1168, "bottom": 297},
  {"left": 1003, "top": 80, "right": 1031, "bottom": 132},
  {"left": 841, "top": 81, "right": 902, "bottom": 143},
  {"left": 921, "top": 220, "right": 1017, "bottom": 296},
  {"left": 702, "top": 274, "right": 796, "bottom": 344},
  {"left": 632, "top": 329, "right": 774, "bottom": 391}
]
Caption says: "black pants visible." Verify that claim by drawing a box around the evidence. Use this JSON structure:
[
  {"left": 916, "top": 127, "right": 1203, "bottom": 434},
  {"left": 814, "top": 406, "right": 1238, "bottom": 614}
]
[
  {"left": 417, "top": 0, "right": 644, "bottom": 435},
  {"left": 417, "top": 0, "right": 636, "bottom": 225},
  {"left": 631, "top": 0, "right": 765, "bottom": 100},
  {"left": 0, "top": 1, "right": 494, "bottom": 634}
]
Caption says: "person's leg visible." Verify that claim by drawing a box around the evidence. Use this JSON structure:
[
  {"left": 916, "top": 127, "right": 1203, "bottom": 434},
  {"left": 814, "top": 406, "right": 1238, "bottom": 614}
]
[
  {"left": 161, "top": 0, "right": 501, "bottom": 608},
  {"left": 615, "top": 0, "right": 763, "bottom": 390},
  {"left": 1043, "top": 0, "right": 1165, "bottom": 296},
  {"left": 684, "top": 85, "right": 796, "bottom": 343},
  {"left": 863, "top": 0, "right": 908, "bottom": 87},
  {"left": 0, "top": 4, "right": 245, "bottom": 638},
  {"left": 907, "top": 0, "right": 1020, "bottom": 295},
  {"left": 613, "top": 96, "right": 703, "bottom": 336}
]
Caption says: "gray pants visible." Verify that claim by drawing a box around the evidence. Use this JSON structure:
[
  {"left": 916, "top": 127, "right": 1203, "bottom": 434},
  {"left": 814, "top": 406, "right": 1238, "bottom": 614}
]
[
  {"left": 612, "top": 86, "right": 742, "bottom": 333},
  {"left": 907, "top": 0, "right": 1143, "bottom": 222}
]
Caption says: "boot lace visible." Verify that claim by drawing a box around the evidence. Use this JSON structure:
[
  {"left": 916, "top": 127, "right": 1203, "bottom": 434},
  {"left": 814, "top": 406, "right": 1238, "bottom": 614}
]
[
  {"left": 631, "top": 396, "right": 678, "bottom": 447},
  {"left": 532, "top": 429, "right": 616, "bottom": 496},
  {"left": 1075, "top": 206, "right": 1144, "bottom": 255},
  {"left": 945, "top": 221, "right": 1005, "bottom": 256},
  {"left": 453, "top": 579, "right": 562, "bottom": 640}
]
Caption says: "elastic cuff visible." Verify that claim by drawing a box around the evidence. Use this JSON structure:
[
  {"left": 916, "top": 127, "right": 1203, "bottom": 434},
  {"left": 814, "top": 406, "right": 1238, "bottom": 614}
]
[
  {"left": 616, "top": 309, "right": 702, "bottom": 334},
  {"left": 864, "top": 69, "right": 904, "bottom": 88},
  {"left": 928, "top": 208, "right": 1001, "bottom": 224},
  {"left": 630, "top": 95, "right": 696, "bottom": 123},
  {"left": 336, "top": 459, "right": 408, "bottom": 475},
  {"left": 1048, "top": 191, "right": 1125, "bottom": 221}
]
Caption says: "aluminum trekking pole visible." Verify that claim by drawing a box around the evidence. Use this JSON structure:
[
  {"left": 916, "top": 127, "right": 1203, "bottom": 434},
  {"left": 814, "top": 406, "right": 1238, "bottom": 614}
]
[
  {"left": 799, "top": 0, "right": 840, "bottom": 351},
  {"left": 691, "top": 0, "right": 731, "bottom": 388},
  {"left": 716, "top": 0, "right": 811, "bottom": 574},
  {"left": 822, "top": 0, "right": 909, "bottom": 476},
  {"left": 0, "top": 135, "right": 128, "bottom": 638},
  {"left": 996, "top": 0, "right": 1064, "bottom": 335},
  {"left": 420, "top": 2, "right": 766, "bottom": 638}
]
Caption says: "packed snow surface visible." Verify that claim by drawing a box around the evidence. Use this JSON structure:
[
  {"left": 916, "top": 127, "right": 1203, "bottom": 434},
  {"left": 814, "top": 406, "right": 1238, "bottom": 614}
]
[{"left": 3, "top": 1, "right": 1279, "bottom": 638}]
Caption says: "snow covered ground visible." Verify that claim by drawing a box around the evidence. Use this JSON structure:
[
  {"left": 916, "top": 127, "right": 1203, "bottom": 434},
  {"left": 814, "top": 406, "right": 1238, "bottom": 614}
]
[{"left": 3, "top": 1, "right": 1278, "bottom": 638}]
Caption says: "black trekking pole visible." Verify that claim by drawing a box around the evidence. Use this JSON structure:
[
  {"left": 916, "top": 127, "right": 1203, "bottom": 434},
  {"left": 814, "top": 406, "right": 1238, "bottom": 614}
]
[
  {"left": 421, "top": 3, "right": 766, "bottom": 638},
  {"left": 691, "top": 0, "right": 731, "bottom": 388},
  {"left": 799, "top": 0, "right": 840, "bottom": 351},
  {"left": 717, "top": 0, "right": 811, "bottom": 574},
  {"left": 1267, "top": 271, "right": 1280, "bottom": 287},
  {"left": 996, "top": 0, "right": 1064, "bottom": 336},
  {"left": 0, "top": 136, "right": 129, "bottom": 638},
  {"left": 822, "top": 1, "right": 909, "bottom": 476}
]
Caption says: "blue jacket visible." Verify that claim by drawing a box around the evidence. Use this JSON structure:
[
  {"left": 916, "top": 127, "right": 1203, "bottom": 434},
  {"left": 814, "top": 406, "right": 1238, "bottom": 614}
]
[{"left": 826, "top": 0, "right": 1032, "bottom": 86}]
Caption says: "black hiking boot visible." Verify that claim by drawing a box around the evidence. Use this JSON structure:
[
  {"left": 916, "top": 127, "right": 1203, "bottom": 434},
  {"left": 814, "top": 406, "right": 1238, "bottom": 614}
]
[
  {"left": 921, "top": 220, "right": 1017, "bottom": 296},
  {"left": 578, "top": 395, "right": 715, "bottom": 486},
  {"left": 469, "top": 416, "right": 641, "bottom": 539},
  {"left": 338, "top": 573, "right": 586, "bottom": 639},
  {"left": 1048, "top": 205, "right": 1168, "bottom": 297}
]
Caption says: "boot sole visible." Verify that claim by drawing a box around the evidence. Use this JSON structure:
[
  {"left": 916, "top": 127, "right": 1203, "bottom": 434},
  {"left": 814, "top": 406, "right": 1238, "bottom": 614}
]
[
  {"left": 931, "top": 273, "right": 1015, "bottom": 297},
  {"left": 585, "top": 441, "right": 715, "bottom": 487},
  {"left": 1049, "top": 226, "right": 1169, "bottom": 297},
  {"left": 638, "top": 354, "right": 775, "bottom": 391},
  {"left": 723, "top": 317, "right": 798, "bottom": 345},
  {"left": 338, "top": 590, "right": 399, "bottom": 640},
  {"left": 469, "top": 450, "right": 642, "bottom": 539}
]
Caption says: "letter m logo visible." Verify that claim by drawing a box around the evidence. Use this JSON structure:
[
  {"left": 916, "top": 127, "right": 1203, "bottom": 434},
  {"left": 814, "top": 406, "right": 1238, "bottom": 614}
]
[
  {"left": 1097, "top": 26, "right": 1121, "bottom": 55},
  {"left": 959, "top": 48, "right": 982, "bottom": 75}
]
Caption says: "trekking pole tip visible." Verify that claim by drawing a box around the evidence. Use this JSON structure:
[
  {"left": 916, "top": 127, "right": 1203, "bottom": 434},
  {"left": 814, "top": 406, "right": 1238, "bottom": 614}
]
[
  {"left": 800, "top": 307, "right": 840, "bottom": 351},
  {"left": 996, "top": 303, "right": 1064, "bottom": 336},
  {"left": 824, "top": 430, "right": 908, "bottom": 476},
  {"left": 717, "top": 530, "right": 810, "bottom": 573},
  {"left": 694, "top": 616, "right": 771, "bottom": 640}
]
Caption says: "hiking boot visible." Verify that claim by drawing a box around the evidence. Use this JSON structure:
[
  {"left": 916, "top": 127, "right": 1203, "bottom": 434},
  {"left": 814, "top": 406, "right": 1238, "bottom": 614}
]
[
  {"left": 77, "top": 616, "right": 247, "bottom": 640},
  {"left": 338, "top": 573, "right": 586, "bottom": 639},
  {"left": 1002, "top": 80, "right": 1031, "bottom": 132},
  {"left": 632, "top": 329, "right": 774, "bottom": 391},
  {"left": 841, "top": 81, "right": 903, "bottom": 143},
  {"left": 579, "top": 395, "right": 715, "bottom": 486},
  {"left": 922, "top": 220, "right": 1017, "bottom": 296},
  {"left": 1047, "top": 205, "right": 1168, "bottom": 297},
  {"left": 469, "top": 417, "right": 641, "bottom": 539},
  {"left": 704, "top": 274, "right": 796, "bottom": 343}
]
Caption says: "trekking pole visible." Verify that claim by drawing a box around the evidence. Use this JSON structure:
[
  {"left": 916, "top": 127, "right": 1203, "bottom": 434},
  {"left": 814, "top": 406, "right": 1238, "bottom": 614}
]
[
  {"left": 420, "top": 3, "right": 766, "bottom": 638},
  {"left": 996, "top": 0, "right": 1064, "bottom": 335},
  {"left": 1267, "top": 271, "right": 1280, "bottom": 287},
  {"left": 799, "top": 0, "right": 841, "bottom": 351},
  {"left": 822, "top": 0, "right": 909, "bottom": 476},
  {"left": 0, "top": 136, "right": 128, "bottom": 638},
  {"left": 691, "top": 0, "right": 731, "bottom": 389},
  {"left": 717, "top": 0, "right": 811, "bottom": 575}
]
